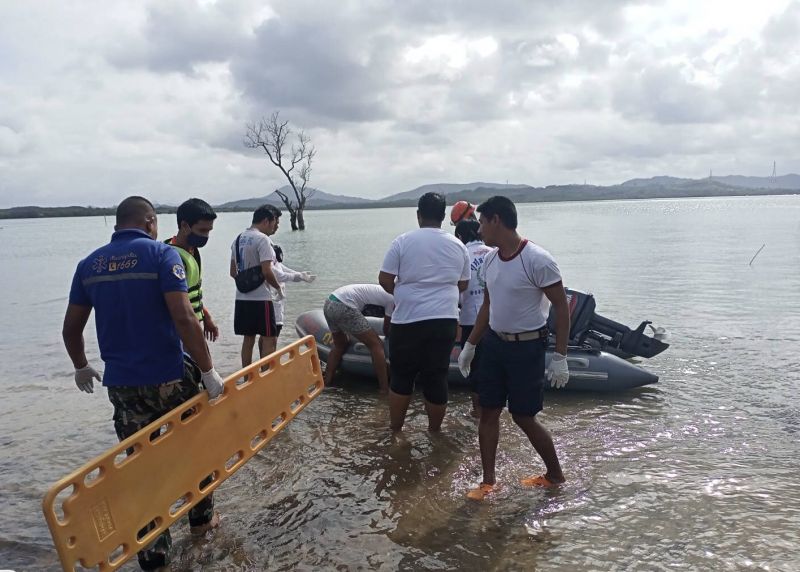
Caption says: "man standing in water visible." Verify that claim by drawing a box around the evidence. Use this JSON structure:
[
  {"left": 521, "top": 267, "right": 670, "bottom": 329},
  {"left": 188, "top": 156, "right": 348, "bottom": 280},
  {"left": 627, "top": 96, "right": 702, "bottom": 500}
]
[
  {"left": 62, "top": 196, "right": 225, "bottom": 570},
  {"left": 454, "top": 219, "right": 493, "bottom": 416},
  {"left": 166, "top": 198, "right": 219, "bottom": 341},
  {"left": 458, "top": 196, "right": 571, "bottom": 500},
  {"left": 230, "top": 204, "right": 283, "bottom": 367},
  {"left": 379, "top": 192, "right": 470, "bottom": 432}
]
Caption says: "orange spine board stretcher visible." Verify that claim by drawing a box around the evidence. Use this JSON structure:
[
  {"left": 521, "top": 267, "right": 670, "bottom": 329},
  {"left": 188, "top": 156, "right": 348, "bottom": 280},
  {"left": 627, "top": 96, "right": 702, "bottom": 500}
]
[{"left": 42, "top": 336, "right": 324, "bottom": 572}]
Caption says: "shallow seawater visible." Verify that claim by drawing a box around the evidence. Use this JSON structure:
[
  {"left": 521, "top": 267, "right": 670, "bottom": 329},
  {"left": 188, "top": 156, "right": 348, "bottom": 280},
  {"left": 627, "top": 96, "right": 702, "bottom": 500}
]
[{"left": 1, "top": 196, "right": 799, "bottom": 570}]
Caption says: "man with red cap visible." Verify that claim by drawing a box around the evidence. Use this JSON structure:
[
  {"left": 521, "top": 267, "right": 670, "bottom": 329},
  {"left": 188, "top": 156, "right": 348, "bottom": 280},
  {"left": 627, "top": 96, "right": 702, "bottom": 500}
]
[{"left": 450, "top": 200, "right": 476, "bottom": 226}]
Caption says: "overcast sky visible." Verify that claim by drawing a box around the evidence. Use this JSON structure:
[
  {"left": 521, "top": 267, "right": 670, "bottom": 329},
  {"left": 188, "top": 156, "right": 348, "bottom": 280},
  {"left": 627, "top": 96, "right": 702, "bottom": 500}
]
[{"left": 1, "top": 0, "right": 799, "bottom": 207}]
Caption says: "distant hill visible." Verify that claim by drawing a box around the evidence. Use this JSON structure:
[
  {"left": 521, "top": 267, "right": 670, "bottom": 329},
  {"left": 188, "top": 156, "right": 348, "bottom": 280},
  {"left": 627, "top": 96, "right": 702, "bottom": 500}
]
[
  {"left": 448, "top": 177, "right": 800, "bottom": 205},
  {"left": 381, "top": 182, "right": 529, "bottom": 202},
  {"left": 711, "top": 174, "right": 800, "bottom": 190},
  {"left": 217, "top": 186, "right": 371, "bottom": 210},
  {"left": 3, "top": 175, "right": 799, "bottom": 219}
]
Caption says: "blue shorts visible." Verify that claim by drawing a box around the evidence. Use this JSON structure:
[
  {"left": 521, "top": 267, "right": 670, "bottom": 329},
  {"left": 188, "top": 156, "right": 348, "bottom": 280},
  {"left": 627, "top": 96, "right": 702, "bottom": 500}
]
[{"left": 476, "top": 330, "right": 547, "bottom": 416}]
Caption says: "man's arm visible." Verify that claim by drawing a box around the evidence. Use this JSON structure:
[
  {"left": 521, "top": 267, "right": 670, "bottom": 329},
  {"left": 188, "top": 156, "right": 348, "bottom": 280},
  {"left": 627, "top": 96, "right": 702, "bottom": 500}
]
[
  {"left": 261, "top": 260, "right": 281, "bottom": 290},
  {"left": 230, "top": 259, "right": 238, "bottom": 279},
  {"left": 382, "top": 315, "right": 391, "bottom": 337},
  {"left": 62, "top": 303, "right": 92, "bottom": 369},
  {"left": 543, "top": 281, "right": 570, "bottom": 355},
  {"left": 457, "top": 279, "right": 469, "bottom": 292},
  {"left": 378, "top": 271, "right": 396, "bottom": 294},
  {"left": 466, "top": 289, "right": 490, "bottom": 345},
  {"left": 202, "top": 308, "right": 219, "bottom": 342},
  {"left": 164, "top": 291, "right": 213, "bottom": 372}
]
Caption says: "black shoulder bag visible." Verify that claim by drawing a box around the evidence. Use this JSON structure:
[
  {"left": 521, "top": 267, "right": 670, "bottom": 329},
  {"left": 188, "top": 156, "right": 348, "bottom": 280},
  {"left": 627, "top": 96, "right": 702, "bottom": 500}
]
[{"left": 234, "top": 234, "right": 265, "bottom": 293}]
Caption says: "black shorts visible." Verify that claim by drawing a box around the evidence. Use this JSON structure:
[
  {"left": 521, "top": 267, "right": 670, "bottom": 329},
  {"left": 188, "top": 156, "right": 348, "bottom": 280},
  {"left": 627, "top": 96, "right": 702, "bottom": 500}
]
[
  {"left": 476, "top": 330, "right": 547, "bottom": 416},
  {"left": 389, "top": 319, "right": 457, "bottom": 405},
  {"left": 234, "top": 300, "right": 277, "bottom": 337},
  {"left": 460, "top": 325, "right": 483, "bottom": 393}
]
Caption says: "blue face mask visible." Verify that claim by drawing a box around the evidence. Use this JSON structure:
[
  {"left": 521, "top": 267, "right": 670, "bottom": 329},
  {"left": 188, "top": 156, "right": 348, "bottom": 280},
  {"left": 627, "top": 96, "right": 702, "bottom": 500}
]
[{"left": 187, "top": 232, "right": 209, "bottom": 248}]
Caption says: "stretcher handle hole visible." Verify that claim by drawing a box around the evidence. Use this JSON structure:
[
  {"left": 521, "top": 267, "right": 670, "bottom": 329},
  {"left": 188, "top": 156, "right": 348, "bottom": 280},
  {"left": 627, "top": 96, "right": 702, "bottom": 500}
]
[
  {"left": 250, "top": 431, "right": 268, "bottom": 450},
  {"left": 136, "top": 517, "right": 163, "bottom": 544},
  {"left": 225, "top": 451, "right": 244, "bottom": 472},
  {"left": 84, "top": 466, "right": 104, "bottom": 488},
  {"left": 180, "top": 404, "right": 201, "bottom": 424},
  {"left": 108, "top": 543, "right": 128, "bottom": 566},
  {"left": 290, "top": 397, "right": 304, "bottom": 413},
  {"left": 53, "top": 484, "right": 76, "bottom": 524},
  {"left": 149, "top": 422, "right": 173, "bottom": 444},
  {"left": 271, "top": 414, "right": 286, "bottom": 431},
  {"left": 114, "top": 442, "right": 142, "bottom": 467},
  {"left": 169, "top": 493, "right": 193, "bottom": 517},
  {"left": 199, "top": 472, "right": 218, "bottom": 493}
]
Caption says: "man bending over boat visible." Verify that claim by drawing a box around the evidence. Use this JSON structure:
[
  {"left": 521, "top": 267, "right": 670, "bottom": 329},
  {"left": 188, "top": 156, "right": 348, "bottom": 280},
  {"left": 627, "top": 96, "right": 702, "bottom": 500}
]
[
  {"left": 62, "top": 196, "right": 225, "bottom": 569},
  {"left": 458, "top": 196, "right": 571, "bottom": 501},
  {"left": 323, "top": 284, "right": 393, "bottom": 393}
]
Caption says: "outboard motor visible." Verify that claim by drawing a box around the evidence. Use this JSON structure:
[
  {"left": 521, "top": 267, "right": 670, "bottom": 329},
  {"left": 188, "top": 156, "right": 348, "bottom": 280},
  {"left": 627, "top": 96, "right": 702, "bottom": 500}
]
[{"left": 548, "top": 289, "right": 669, "bottom": 359}]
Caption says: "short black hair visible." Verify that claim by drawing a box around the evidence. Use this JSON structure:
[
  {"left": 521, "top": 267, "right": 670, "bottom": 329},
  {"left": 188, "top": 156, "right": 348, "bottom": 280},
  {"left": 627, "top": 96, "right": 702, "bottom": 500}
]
[
  {"left": 116, "top": 196, "right": 155, "bottom": 226},
  {"left": 477, "top": 196, "right": 517, "bottom": 229},
  {"left": 176, "top": 198, "right": 217, "bottom": 228},
  {"left": 455, "top": 219, "right": 481, "bottom": 244},
  {"left": 253, "top": 204, "right": 280, "bottom": 224},
  {"left": 417, "top": 192, "right": 446, "bottom": 222}
]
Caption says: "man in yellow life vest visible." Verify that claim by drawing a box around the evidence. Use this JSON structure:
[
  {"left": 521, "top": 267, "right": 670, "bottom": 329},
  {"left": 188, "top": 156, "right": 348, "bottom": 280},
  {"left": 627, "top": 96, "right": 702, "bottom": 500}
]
[{"left": 166, "top": 198, "right": 219, "bottom": 342}]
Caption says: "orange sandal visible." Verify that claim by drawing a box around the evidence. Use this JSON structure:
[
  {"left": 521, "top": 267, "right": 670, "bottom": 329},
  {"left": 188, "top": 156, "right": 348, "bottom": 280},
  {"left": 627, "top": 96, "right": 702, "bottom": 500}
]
[
  {"left": 466, "top": 483, "right": 497, "bottom": 501},
  {"left": 520, "top": 474, "right": 561, "bottom": 488}
]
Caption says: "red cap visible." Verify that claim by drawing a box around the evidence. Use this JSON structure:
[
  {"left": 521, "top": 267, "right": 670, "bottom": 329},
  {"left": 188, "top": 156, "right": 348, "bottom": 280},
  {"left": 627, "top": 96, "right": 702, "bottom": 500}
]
[{"left": 450, "top": 201, "right": 476, "bottom": 225}]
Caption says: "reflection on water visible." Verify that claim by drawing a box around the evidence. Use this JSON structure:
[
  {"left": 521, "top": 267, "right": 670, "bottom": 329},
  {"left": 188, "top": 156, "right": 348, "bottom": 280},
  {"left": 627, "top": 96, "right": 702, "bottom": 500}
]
[{"left": 1, "top": 196, "right": 800, "bottom": 570}]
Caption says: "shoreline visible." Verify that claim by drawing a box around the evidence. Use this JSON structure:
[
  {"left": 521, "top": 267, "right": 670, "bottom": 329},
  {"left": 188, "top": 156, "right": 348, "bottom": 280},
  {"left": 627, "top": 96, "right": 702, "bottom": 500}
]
[{"left": 1, "top": 187, "right": 798, "bottom": 220}]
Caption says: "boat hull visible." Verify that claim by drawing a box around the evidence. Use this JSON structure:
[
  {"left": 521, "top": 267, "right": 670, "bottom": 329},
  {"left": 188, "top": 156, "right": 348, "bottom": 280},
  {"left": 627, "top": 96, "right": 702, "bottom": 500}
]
[{"left": 295, "top": 310, "right": 658, "bottom": 392}]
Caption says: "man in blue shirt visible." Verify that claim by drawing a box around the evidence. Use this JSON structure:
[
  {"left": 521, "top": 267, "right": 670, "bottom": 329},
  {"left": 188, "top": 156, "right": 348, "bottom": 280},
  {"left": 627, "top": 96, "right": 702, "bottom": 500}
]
[{"left": 62, "top": 196, "right": 225, "bottom": 571}]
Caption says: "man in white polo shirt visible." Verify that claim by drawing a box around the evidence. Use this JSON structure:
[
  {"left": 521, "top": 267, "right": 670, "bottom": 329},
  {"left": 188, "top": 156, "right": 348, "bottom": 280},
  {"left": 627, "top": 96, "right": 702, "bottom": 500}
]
[
  {"left": 379, "top": 192, "right": 471, "bottom": 432},
  {"left": 458, "top": 195, "right": 571, "bottom": 500}
]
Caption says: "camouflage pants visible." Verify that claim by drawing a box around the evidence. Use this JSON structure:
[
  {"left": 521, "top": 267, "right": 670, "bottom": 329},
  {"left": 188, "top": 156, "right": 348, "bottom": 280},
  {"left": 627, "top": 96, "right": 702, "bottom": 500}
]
[{"left": 107, "top": 377, "right": 215, "bottom": 571}]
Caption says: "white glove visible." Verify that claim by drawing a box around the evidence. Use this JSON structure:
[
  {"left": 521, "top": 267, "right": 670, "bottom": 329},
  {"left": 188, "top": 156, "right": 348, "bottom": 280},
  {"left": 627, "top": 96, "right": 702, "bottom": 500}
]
[
  {"left": 273, "top": 284, "right": 286, "bottom": 302},
  {"left": 299, "top": 271, "right": 316, "bottom": 283},
  {"left": 458, "top": 342, "right": 476, "bottom": 378},
  {"left": 74, "top": 365, "right": 102, "bottom": 393},
  {"left": 201, "top": 368, "right": 225, "bottom": 399},
  {"left": 546, "top": 353, "right": 569, "bottom": 389}
]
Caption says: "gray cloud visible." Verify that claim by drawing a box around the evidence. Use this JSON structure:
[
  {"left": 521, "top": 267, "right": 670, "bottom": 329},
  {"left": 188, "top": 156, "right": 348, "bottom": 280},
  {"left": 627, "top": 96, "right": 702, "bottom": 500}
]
[{"left": 1, "top": 0, "right": 799, "bottom": 207}]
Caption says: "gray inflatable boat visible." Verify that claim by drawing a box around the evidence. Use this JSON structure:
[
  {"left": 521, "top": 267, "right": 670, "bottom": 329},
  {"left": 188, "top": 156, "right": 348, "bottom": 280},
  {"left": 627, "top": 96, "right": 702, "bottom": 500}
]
[{"left": 295, "top": 290, "right": 668, "bottom": 393}]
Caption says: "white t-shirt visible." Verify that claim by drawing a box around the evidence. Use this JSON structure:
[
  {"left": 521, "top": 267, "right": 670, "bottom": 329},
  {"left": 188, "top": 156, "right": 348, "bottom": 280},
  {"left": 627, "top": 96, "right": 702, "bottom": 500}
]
[
  {"left": 332, "top": 284, "right": 394, "bottom": 316},
  {"left": 381, "top": 227, "right": 471, "bottom": 324},
  {"left": 483, "top": 240, "right": 562, "bottom": 333},
  {"left": 230, "top": 227, "right": 275, "bottom": 302},
  {"left": 459, "top": 240, "right": 494, "bottom": 326}
]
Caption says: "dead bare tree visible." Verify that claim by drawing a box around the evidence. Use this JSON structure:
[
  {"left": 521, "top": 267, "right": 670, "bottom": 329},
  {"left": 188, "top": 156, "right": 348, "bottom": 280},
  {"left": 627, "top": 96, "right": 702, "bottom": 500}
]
[{"left": 244, "top": 112, "right": 316, "bottom": 230}]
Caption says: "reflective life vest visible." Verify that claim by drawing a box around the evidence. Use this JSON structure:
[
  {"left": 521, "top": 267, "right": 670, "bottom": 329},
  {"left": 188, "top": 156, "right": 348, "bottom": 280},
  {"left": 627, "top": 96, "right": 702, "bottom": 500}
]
[{"left": 166, "top": 239, "right": 204, "bottom": 321}]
